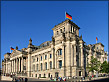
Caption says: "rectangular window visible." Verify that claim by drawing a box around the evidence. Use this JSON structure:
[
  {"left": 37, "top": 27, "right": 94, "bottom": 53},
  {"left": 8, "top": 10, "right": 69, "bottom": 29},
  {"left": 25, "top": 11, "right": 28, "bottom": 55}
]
[
  {"left": 36, "top": 74, "right": 37, "bottom": 77},
  {"left": 41, "top": 63, "right": 43, "bottom": 71},
  {"left": 50, "top": 54, "right": 52, "bottom": 58},
  {"left": 37, "top": 64, "right": 38, "bottom": 71},
  {"left": 45, "top": 62, "right": 47, "bottom": 70},
  {"left": 37, "top": 57, "right": 38, "bottom": 62},
  {"left": 60, "top": 49, "right": 62, "bottom": 55},
  {"left": 33, "top": 65, "right": 35, "bottom": 71},
  {"left": 45, "top": 55, "right": 47, "bottom": 60},
  {"left": 59, "top": 60, "right": 62, "bottom": 68},
  {"left": 33, "top": 58, "right": 35, "bottom": 62},
  {"left": 41, "top": 56, "right": 42, "bottom": 61},
  {"left": 50, "top": 61, "right": 52, "bottom": 69}
]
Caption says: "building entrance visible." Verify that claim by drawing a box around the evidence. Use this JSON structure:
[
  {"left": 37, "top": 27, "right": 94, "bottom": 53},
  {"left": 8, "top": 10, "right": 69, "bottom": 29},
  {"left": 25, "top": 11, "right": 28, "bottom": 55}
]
[{"left": 55, "top": 72, "right": 59, "bottom": 78}]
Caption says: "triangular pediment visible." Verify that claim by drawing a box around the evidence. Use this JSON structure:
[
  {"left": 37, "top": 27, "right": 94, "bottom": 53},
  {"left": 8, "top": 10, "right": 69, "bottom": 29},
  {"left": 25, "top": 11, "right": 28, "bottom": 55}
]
[{"left": 10, "top": 50, "right": 21, "bottom": 57}]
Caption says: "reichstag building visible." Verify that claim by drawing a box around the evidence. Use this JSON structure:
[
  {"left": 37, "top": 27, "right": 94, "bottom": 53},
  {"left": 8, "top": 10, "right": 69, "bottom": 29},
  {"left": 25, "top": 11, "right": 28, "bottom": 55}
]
[{"left": 2, "top": 19, "right": 107, "bottom": 78}]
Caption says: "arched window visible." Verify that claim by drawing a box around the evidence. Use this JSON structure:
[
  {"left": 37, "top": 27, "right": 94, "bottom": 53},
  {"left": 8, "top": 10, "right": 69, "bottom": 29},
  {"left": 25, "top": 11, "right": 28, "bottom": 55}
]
[{"left": 58, "top": 49, "right": 62, "bottom": 55}]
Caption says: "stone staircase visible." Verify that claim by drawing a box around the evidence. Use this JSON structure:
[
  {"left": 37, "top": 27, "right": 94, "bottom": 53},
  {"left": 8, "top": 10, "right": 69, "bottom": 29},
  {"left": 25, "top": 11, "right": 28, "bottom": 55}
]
[{"left": 1, "top": 76, "right": 12, "bottom": 81}]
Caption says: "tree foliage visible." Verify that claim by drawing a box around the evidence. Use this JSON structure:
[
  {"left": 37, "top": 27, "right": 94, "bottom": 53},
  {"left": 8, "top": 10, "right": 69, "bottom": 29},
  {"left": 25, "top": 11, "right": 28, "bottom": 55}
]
[
  {"left": 100, "top": 61, "right": 109, "bottom": 73},
  {"left": 87, "top": 56, "right": 100, "bottom": 73}
]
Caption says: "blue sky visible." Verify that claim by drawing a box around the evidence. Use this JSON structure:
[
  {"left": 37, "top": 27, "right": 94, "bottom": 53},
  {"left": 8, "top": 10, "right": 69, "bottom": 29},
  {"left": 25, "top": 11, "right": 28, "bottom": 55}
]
[{"left": 1, "top": 1, "right": 108, "bottom": 65}]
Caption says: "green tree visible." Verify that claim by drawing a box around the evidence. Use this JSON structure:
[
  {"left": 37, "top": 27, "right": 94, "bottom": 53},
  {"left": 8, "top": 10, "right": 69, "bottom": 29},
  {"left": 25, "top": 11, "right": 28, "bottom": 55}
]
[
  {"left": 87, "top": 56, "right": 100, "bottom": 75},
  {"left": 100, "top": 61, "right": 109, "bottom": 74}
]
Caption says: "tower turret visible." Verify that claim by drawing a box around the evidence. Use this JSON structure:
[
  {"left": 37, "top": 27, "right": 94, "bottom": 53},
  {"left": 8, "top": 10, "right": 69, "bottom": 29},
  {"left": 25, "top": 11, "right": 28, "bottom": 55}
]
[{"left": 28, "top": 38, "right": 33, "bottom": 48}]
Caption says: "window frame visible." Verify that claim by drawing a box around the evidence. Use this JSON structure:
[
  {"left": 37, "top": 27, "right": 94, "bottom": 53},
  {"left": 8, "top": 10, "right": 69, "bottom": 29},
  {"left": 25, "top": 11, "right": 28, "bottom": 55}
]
[
  {"left": 45, "top": 55, "right": 47, "bottom": 60},
  {"left": 50, "top": 61, "right": 52, "bottom": 69},
  {"left": 50, "top": 54, "right": 52, "bottom": 58},
  {"left": 59, "top": 60, "right": 62, "bottom": 68}
]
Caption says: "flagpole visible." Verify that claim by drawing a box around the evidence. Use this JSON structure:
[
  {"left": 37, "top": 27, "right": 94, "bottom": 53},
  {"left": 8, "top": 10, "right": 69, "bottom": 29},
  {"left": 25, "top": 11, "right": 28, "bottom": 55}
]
[
  {"left": 65, "top": 11, "right": 66, "bottom": 20},
  {"left": 10, "top": 46, "right": 11, "bottom": 53}
]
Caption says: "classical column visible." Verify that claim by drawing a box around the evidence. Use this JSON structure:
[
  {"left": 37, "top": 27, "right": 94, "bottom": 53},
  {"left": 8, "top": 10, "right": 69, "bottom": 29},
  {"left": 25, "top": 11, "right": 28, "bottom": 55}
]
[
  {"left": 55, "top": 52, "right": 57, "bottom": 68},
  {"left": 62, "top": 44, "right": 65, "bottom": 67},
  {"left": 79, "top": 40, "right": 85, "bottom": 76},
  {"left": 79, "top": 51, "right": 81, "bottom": 67},
  {"left": 4, "top": 64, "right": 5, "bottom": 74},
  {"left": 80, "top": 42, "right": 84, "bottom": 67},
  {"left": 24, "top": 58, "right": 26, "bottom": 73},
  {"left": 74, "top": 44, "right": 77, "bottom": 66},
  {"left": 28, "top": 53, "right": 31, "bottom": 77},
  {"left": 6, "top": 59, "right": 7, "bottom": 74},
  {"left": 11, "top": 61, "right": 12, "bottom": 73},
  {"left": 72, "top": 45, "right": 74, "bottom": 66},
  {"left": 26, "top": 57, "right": 28, "bottom": 72},
  {"left": 14, "top": 59, "right": 16, "bottom": 73},
  {"left": 13, "top": 60, "right": 14, "bottom": 73},
  {"left": 51, "top": 48, "right": 55, "bottom": 69},
  {"left": 38, "top": 56, "right": 40, "bottom": 71},
  {"left": 53, "top": 48, "right": 55, "bottom": 69},
  {"left": 21, "top": 57, "right": 24, "bottom": 72},
  {"left": 12, "top": 60, "right": 13, "bottom": 72},
  {"left": 43, "top": 55, "right": 45, "bottom": 70},
  {"left": 67, "top": 40, "right": 71, "bottom": 67},
  {"left": 19, "top": 58, "right": 20, "bottom": 72},
  {"left": 47, "top": 54, "right": 49, "bottom": 70},
  {"left": 16, "top": 58, "right": 17, "bottom": 73}
]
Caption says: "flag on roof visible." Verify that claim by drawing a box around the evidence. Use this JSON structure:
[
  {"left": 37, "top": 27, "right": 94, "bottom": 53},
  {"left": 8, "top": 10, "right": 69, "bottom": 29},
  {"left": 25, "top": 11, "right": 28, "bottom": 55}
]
[
  {"left": 96, "top": 37, "right": 98, "bottom": 41},
  {"left": 66, "top": 12, "right": 72, "bottom": 20},
  {"left": 10, "top": 47, "right": 14, "bottom": 50}
]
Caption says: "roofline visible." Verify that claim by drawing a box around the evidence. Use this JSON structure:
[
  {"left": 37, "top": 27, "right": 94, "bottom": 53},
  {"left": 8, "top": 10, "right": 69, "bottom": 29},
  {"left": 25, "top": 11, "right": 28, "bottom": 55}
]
[{"left": 52, "top": 19, "right": 80, "bottom": 30}]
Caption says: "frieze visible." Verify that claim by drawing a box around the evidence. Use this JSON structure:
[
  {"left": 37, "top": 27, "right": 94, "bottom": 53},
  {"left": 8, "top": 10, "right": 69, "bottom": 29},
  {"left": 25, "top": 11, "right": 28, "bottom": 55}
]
[{"left": 32, "top": 45, "right": 51, "bottom": 54}]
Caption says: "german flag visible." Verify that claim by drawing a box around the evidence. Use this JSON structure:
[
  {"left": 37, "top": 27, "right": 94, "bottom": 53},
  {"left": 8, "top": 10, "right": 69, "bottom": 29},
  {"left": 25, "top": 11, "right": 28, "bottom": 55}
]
[
  {"left": 66, "top": 12, "right": 72, "bottom": 20},
  {"left": 96, "top": 37, "right": 98, "bottom": 41},
  {"left": 10, "top": 47, "right": 14, "bottom": 50}
]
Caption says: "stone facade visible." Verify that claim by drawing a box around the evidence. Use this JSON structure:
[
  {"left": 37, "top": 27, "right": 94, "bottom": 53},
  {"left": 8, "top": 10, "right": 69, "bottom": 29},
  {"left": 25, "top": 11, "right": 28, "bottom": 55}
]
[{"left": 2, "top": 19, "right": 107, "bottom": 78}]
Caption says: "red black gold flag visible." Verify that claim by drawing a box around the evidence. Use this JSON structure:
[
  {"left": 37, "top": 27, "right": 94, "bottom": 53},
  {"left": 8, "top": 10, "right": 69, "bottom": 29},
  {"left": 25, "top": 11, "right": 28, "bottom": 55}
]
[
  {"left": 66, "top": 12, "right": 72, "bottom": 20},
  {"left": 10, "top": 47, "right": 14, "bottom": 50},
  {"left": 96, "top": 37, "right": 98, "bottom": 41}
]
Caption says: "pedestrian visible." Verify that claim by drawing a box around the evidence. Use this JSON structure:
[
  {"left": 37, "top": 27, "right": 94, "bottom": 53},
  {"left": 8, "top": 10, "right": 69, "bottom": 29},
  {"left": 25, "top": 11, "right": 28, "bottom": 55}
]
[
  {"left": 25, "top": 78, "right": 28, "bottom": 82},
  {"left": 15, "top": 78, "right": 18, "bottom": 82},
  {"left": 83, "top": 76, "right": 85, "bottom": 80},
  {"left": 92, "top": 75, "right": 93, "bottom": 78},
  {"left": 89, "top": 76, "right": 91, "bottom": 80},
  {"left": 60, "top": 77, "right": 62, "bottom": 81},
  {"left": 22, "top": 78, "right": 24, "bottom": 82},
  {"left": 50, "top": 75, "right": 52, "bottom": 80}
]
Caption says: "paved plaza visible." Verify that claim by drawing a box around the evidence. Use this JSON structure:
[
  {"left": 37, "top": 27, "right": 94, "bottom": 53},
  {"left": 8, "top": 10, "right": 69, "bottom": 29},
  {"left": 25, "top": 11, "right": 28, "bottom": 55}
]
[{"left": 1, "top": 75, "right": 109, "bottom": 82}]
